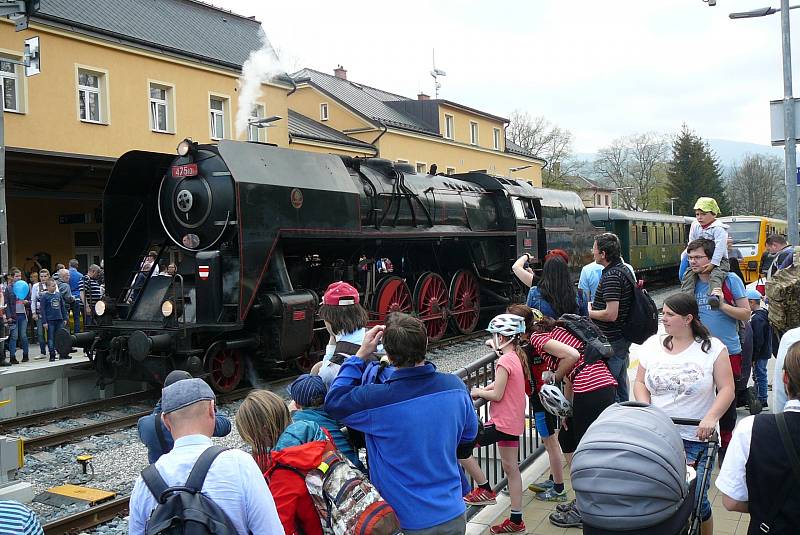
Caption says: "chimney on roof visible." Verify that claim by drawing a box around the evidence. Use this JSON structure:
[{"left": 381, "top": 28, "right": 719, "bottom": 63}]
[
  {"left": 334, "top": 65, "right": 347, "bottom": 80},
  {"left": 417, "top": 92, "right": 430, "bottom": 101}
]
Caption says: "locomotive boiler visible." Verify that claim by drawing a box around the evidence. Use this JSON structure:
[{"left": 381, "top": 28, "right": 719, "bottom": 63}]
[{"left": 57, "top": 139, "right": 595, "bottom": 392}]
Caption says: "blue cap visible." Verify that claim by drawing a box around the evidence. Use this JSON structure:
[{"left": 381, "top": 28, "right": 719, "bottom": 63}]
[
  {"left": 161, "top": 378, "right": 215, "bottom": 414},
  {"left": 288, "top": 374, "right": 327, "bottom": 407},
  {"left": 746, "top": 288, "right": 763, "bottom": 301}
]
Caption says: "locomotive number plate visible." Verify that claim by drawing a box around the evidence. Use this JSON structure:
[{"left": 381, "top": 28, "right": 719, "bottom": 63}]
[{"left": 171, "top": 163, "right": 198, "bottom": 178}]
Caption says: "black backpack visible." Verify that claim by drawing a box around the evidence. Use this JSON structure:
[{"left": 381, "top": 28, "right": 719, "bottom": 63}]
[
  {"left": 141, "top": 446, "right": 238, "bottom": 535},
  {"left": 559, "top": 314, "right": 613, "bottom": 365},
  {"left": 611, "top": 266, "right": 658, "bottom": 345}
]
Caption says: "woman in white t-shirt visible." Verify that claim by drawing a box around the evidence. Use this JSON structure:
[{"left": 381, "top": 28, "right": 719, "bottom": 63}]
[{"left": 634, "top": 292, "right": 735, "bottom": 535}]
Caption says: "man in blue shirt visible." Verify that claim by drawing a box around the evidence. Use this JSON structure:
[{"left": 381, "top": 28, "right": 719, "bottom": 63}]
[
  {"left": 326, "top": 313, "right": 478, "bottom": 534},
  {"left": 67, "top": 259, "right": 83, "bottom": 335},
  {"left": 137, "top": 370, "right": 231, "bottom": 464},
  {"left": 578, "top": 257, "right": 635, "bottom": 303},
  {"left": 684, "top": 238, "right": 750, "bottom": 455},
  {"left": 129, "top": 378, "right": 282, "bottom": 534}
]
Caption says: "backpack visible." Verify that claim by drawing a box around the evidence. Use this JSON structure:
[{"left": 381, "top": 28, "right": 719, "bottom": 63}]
[
  {"left": 610, "top": 266, "right": 658, "bottom": 345},
  {"left": 277, "top": 450, "right": 401, "bottom": 535},
  {"left": 766, "top": 247, "right": 800, "bottom": 332},
  {"left": 558, "top": 314, "right": 612, "bottom": 365},
  {"left": 140, "top": 446, "right": 238, "bottom": 535}
]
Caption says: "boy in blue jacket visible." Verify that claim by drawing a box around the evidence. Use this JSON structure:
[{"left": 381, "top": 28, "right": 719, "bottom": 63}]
[
  {"left": 325, "top": 313, "right": 478, "bottom": 534},
  {"left": 38, "top": 279, "right": 64, "bottom": 361},
  {"left": 288, "top": 373, "right": 365, "bottom": 471},
  {"left": 748, "top": 289, "right": 772, "bottom": 408}
]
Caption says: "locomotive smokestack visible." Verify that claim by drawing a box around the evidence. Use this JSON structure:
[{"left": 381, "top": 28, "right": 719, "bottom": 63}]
[
  {"left": 334, "top": 65, "right": 347, "bottom": 80},
  {"left": 417, "top": 92, "right": 430, "bottom": 101}
]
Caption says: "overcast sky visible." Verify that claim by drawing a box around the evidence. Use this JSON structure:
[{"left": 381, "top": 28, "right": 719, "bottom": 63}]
[{"left": 214, "top": 0, "right": 797, "bottom": 153}]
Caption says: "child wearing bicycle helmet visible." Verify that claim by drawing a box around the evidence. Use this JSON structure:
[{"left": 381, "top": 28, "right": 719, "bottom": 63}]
[
  {"left": 461, "top": 313, "right": 530, "bottom": 534},
  {"left": 530, "top": 316, "right": 617, "bottom": 528}
]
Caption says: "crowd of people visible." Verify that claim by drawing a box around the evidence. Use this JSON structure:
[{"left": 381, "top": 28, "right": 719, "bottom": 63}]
[{"left": 5, "top": 195, "right": 797, "bottom": 534}]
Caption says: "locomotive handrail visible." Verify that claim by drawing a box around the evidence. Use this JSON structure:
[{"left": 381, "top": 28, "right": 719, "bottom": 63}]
[{"left": 174, "top": 273, "right": 186, "bottom": 335}]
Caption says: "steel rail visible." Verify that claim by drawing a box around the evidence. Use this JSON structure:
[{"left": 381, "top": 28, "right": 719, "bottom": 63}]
[
  {"left": 0, "top": 390, "right": 157, "bottom": 431},
  {"left": 41, "top": 495, "right": 130, "bottom": 535}
]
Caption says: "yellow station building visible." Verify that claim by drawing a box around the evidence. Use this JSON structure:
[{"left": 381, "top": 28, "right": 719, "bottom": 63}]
[{"left": 0, "top": 0, "right": 543, "bottom": 274}]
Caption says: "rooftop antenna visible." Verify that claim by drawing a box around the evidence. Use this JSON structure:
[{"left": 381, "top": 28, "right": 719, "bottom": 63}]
[{"left": 430, "top": 49, "right": 446, "bottom": 98}]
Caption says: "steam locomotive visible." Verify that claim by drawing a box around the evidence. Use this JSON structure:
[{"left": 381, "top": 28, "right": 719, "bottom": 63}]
[{"left": 57, "top": 139, "right": 596, "bottom": 392}]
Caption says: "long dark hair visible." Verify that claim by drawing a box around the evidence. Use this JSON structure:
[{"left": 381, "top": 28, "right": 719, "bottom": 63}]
[
  {"left": 662, "top": 293, "right": 711, "bottom": 353},
  {"left": 538, "top": 257, "right": 577, "bottom": 317}
]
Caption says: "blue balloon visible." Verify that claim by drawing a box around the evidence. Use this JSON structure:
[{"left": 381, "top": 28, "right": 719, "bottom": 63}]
[{"left": 12, "top": 280, "right": 28, "bottom": 300}]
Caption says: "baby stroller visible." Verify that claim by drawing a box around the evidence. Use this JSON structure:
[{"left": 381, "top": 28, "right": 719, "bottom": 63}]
[{"left": 570, "top": 402, "right": 718, "bottom": 535}]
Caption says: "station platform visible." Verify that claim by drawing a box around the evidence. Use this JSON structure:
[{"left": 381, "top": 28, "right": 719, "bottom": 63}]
[{"left": 0, "top": 349, "right": 145, "bottom": 419}]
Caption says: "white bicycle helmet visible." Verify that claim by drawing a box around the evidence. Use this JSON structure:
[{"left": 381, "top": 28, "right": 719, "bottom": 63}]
[
  {"left": 487, "top": 314, "right": 526, "bottom": 353},
  {"left": 539, "top": 384, "right": 573, "bottom": 417}
]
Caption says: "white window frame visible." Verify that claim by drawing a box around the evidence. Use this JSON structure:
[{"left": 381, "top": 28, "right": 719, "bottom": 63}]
[
  {"left": 446, "top": 167, "right": 456, "bottom": 175},
  {"left": 148, "top": 81, "right": 175, "bottom": 134},
  {"left": 493, "top": 128, "right": 501, "bottom": 150},
  {"left": 248, "top": 103, "right": 266, "bottom": 142},
  {"left": 320, "top": 102, "right": 329, "bottom": 121},
  {"left": 416, "top": 162, "right": 427, "bottom": 174},
  {"left": 444, "top": 114, "right": 454, "bottom": 139},
  {"left": 470, "top": 121, "right": 479, "bottom": 145},
  {"left": 396, "top": 159, "right": 409, "bottom": 164},
  {"left": 0, "top": 59, "right": 19, "bottom": 112},
  {"left": 76, "top": 66, "right": 109, "bottom": 124},
  {"left": 209, "top": 94, "right": 230, "bottom": 140}
]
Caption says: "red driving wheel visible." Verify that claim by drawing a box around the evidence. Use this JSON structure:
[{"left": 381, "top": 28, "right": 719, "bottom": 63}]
[
  {"left": 413, "top": 272, "right": 449, "bottom": 341},
  {"left": 449, "top": 269, "right": 480, "bottom": 334},
  {"left": 294, "top": 329, "right": 327, "bottom": 373},
  {"left": 206, "top": 347, "right": 244, "bottom": 393},
  {"left": 371, "top": 276, "right": 412, "bottom": 324}
]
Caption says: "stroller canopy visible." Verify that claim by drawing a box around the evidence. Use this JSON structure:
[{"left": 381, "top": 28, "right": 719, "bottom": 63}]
[{"left": 571, "top": 403, "right": 689, "bottom": 531}]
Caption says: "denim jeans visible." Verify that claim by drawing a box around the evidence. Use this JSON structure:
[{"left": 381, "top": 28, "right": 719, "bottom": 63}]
[
  {"left": 8, "top": 313, "right": 29, "bottom": 359},
  {"left": 35, "top": 315, "right": 46, "bottom": 353},
  {"left": 46, "top": 320, "right": 63, "bottom": 357},
  {"left": 684, "top": 440, "right": 713, "bottom": 522},
  {"left": 69, "top": 300, "right": 81, "bottom": 334},
  {"left": 607, "top": 338, "right": 631, "bottom": 402},
  {"left": 753, "top": 359, "right": 769, "bottom": 402}
]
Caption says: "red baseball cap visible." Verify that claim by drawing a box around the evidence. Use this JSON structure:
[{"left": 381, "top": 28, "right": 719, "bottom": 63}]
[{"left": 322, "top": 281, "right": 360, "bottom": 306}]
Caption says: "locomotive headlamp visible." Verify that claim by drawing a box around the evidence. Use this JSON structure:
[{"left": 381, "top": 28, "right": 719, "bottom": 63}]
[
  {"left": 95, "top": 300, "right": 106, "bottom": 317},
  {"left": 176, "top": 139, "right": 197, "bottom": 157},
  {"left": 161, "top": 300, "right": 175, "bottom": 318}
]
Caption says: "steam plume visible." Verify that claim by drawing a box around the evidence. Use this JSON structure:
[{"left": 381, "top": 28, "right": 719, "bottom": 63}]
[{"left": 235, "top": 29, "right": 285, "bottom": 138}]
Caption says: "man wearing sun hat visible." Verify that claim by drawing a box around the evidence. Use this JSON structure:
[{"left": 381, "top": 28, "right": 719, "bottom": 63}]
[
  {"left": 137, "top": 370, "right": 231, "bottom": 463},
  {"left": 129, "top": 378, "right": 282, "bottom": 534},
  {"left": 317, "top": 281, "right": 373, "bottom": 387}
]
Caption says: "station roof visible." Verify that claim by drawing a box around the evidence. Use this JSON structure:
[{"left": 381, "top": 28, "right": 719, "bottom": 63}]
[
  {"left": 34, "top": 0, "right": 264, "bottom": 70},
  {"left": 288, "top": 110, "right": 376, "bottom": 152}
]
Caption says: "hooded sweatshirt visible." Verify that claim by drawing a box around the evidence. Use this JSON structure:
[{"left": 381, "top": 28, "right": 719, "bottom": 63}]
[
  {"left": 292, "top": 408, "right": 364, "bottom": 471},
  {"left": 265, "top": 420, "right": 329, "bottom": 535}
]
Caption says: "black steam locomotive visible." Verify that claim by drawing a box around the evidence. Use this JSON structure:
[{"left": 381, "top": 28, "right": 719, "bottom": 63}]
[{"left": 57, "top": 139, "right": 596, "bottom": 392}]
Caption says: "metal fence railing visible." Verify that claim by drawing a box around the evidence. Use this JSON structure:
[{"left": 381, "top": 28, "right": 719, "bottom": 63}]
[{"left": 453, "top": 351, "right": 545, "bottom": 519}]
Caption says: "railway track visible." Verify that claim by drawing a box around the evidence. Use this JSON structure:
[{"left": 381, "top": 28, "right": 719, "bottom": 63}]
[
  {"left": 42, "top": 495, "right": 130, "bottom": 535},
  {"left": 0, "top": 390, "right": 157, "bottom": 433}
]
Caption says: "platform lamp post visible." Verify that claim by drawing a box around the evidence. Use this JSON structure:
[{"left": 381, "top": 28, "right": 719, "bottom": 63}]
[
  {"left": 613, "top": 186, "right": 634, "bottom": 209},
  {"left": 668, "top": 197, "right": 679, "bottom": 216},
  {"left": 729, "top": 2, "right": 800, "bottom": 245}
]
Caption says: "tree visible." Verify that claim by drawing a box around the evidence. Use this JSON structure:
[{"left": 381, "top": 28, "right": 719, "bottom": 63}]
[
  {"left": 727, "top": 154, "right": 785, "bottom": 218},
  {"left": 666, "top": 124, "right": 730, "bottom": 216},
  {"left": 593, "top": 133, "right": 669, "bottom": 211},
  {"left": 507, "top": 110, "right": 578, "bottom": 187}
]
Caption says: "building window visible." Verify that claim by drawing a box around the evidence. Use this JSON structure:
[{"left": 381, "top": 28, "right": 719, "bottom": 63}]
[
  {"left": 396, "top": 159, "right": 409, "bottom": 163},
  {"left": 446, "top": 167, "right": 456, "bottom": 174},
  {"left": 248, "top": 104, "right": 265, "bottom": 142},
  {"left": 149, "top": 83, "right": 174, "bottom": 133},
  {"left": 78, "top": 69, "right": 105, "bottom": 123},
  {"left": 210, "top": 96, "right": 226, "bottom": 139},
  {"left": 596, "top": 194, "right": 601, "bottom": 205},
  {"left": 0, "top": 60, "right": 18, "bottom": 112},
  {"left": 605, "top": 194, "right": 609, "bottom": 206},
  {"left": 493, "top": 128, "right": 500, "bottom": 150},
  {"left": 470, "top": 121, "right": 479, "bottom": 145},
  {"left": 320, "top": 102, "right": 329, "bottom": 121},
  {"left": 416, "top": 162, "right": 427, "bottom": 174},
  {"left": 444, "top": 114, "right": 454, "bottom": 139}
]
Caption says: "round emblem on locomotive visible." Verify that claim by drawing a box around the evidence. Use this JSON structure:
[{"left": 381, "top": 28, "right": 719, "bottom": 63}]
[
  {"left": 176, "top": 189, "right": 194, "bottom": 213},
  {"left": 290, "top": 188, "right": 303, "bottom": 209}
]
